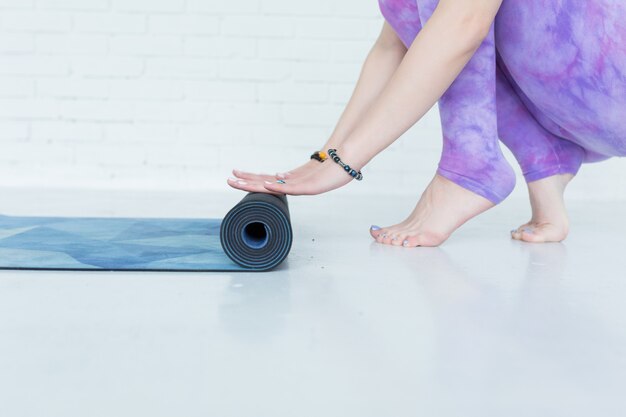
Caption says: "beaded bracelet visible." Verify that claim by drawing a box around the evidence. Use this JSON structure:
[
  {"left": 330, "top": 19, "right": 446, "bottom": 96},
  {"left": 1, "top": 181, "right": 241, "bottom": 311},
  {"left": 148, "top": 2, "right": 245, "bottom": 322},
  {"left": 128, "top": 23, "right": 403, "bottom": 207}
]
[
  {"left": 327, "top": 148, "right": 363, "bottom": 181},
  {"left": 310, "top": 150, "right": 328, "bottom": 162}
]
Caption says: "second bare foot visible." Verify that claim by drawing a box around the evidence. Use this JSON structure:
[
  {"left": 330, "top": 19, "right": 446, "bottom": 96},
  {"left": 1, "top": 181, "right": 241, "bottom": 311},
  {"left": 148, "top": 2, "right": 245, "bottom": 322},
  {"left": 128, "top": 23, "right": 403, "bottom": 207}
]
[{"left": 511, "top": 173, "right": 574, "bottom": 243}]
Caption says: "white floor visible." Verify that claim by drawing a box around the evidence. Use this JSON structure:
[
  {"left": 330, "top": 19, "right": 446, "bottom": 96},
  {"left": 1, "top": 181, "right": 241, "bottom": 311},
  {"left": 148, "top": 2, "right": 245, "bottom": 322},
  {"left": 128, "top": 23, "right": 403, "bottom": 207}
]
[{"left": 0, "top": 187, "right": 625, "bottom": 417}]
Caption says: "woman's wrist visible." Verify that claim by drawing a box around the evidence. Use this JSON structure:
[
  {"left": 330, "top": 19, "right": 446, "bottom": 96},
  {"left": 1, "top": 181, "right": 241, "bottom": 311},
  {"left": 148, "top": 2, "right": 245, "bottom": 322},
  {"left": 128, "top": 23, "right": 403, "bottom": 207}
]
[
  {"left": 321, "top": 136, "right": 343, "bottom": 152},
  {"left": 327, "top": 141, "right": 366, "bottom": 172},
  {"left": 315, "top": 136, "right": 368, "bottom": 171},
  {"left": 327, "top": 148, "right": 363, "bottom": 180}
]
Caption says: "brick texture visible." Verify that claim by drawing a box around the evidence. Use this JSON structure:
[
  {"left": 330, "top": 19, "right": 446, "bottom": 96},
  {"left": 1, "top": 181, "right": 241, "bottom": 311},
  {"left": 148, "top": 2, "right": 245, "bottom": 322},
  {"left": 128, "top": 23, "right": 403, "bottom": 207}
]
[{"left": 1, "top": 0, "right": 619, "bottom": 199}]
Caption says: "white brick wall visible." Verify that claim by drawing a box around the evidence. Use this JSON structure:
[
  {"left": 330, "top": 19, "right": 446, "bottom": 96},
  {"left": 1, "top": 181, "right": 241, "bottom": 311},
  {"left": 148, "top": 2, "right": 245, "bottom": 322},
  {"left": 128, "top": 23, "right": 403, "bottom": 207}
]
[{"left": 0, "top": 0, "right": 624, "bottom": 200}]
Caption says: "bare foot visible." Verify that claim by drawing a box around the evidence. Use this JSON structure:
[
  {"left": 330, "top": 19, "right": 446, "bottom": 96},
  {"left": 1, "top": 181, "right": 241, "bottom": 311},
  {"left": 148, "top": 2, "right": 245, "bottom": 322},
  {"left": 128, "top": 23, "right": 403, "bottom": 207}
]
[
  {"left": 369, "top": 173, "right": 497, "bottom": 247},
  {"left": 510, "top": 173, "right": 573, "bottom": 243}
]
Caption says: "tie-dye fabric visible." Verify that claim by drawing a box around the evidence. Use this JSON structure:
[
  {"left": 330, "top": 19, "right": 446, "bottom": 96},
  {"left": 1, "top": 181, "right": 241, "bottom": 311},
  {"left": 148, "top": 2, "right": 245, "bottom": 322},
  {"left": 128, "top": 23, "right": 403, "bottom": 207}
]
[{"left": 378, "top": 0, "right": 626, "bottom": 203}]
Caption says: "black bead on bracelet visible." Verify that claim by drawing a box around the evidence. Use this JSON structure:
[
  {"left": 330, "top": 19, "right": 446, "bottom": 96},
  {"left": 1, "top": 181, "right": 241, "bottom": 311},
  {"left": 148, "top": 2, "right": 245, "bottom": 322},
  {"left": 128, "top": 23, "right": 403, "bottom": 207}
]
[{"left": 327, "top": 149, "right": 363, "bottom": 181}]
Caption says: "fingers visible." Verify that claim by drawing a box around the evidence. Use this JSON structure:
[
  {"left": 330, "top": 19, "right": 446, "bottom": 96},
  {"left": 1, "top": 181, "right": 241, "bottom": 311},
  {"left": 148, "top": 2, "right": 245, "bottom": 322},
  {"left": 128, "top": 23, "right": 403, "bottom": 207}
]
[
  {"left": 263, "top": 179, "right": 312, "bottom": 196},
  {"left": 276, "top": 171, "right": 293, "bottom": 179},
  {"left": 232, "top": 169, "right": 277, "bottom": 182},
  {"left": 227, "top": 177, "right": 284, "bottom": 195}
]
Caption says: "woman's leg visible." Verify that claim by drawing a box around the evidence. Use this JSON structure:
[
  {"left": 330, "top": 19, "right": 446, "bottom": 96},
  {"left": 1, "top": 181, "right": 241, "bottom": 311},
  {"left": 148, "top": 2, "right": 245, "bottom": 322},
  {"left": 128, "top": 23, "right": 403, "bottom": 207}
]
[
  {"left": 493, "top": 0, "right": 626, "bottom": 242},
  {"left": 496, "top": 61, "right": 585, "bottom": 184},
  {"left": 495, "top": 61, "right": 584, "bottom": 242},
  {"left": 371, "top": 0, "right": 517, "bottom": 247},
  {"left": 434, "top": 24, "right": 516, "bottom": 205}
]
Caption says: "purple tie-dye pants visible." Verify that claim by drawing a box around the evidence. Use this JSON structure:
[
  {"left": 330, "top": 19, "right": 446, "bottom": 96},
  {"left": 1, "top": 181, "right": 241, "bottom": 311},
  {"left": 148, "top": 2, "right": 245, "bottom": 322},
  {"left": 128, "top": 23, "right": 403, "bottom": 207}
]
[{"left": 378, "top": 0, "right": 626, "bottom": 203}]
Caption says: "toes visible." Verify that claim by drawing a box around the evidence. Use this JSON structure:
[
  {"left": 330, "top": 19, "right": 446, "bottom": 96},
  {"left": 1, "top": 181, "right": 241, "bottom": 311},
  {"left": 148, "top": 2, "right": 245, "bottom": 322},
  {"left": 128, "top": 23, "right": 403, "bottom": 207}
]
[
  {"left": 510, "top": 225, "right": 567, "bottom": 243},
  {"left": 510, "top": 224, "right": 531, "bottom": 241},
  {"left": 372, "top": 228, "right": 445, "bottom": 247},
  {"left": 375, "top": 230, "right": 400, "bottom": 245},
  {"left": 521, "top": 225, "right": 566, "bottom": 243},
  {"left": 390, "top": 232, "right": 409, "bottom": 246},
  {"left": 370, "top": 223, "right": 410, "bottom": 243},
  {"left": 401, "top": 230, "right": 447, "bottom": 247},
  {"left": 401, "top": 235, "right": 422, "bottom": 248},
  {"left": 519, "top": 227, "right": 547, "bottom": 243},
  {"left": 369, "top": 226, "right": 384, "bottom": 239},
  {"left": 375, "top": 230, "right": 391, "bottom": 244}
]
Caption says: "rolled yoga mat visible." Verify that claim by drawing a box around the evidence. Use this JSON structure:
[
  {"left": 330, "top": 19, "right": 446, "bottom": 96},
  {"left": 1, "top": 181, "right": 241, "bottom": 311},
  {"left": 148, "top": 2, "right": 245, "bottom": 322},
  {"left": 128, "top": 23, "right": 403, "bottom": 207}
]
[{"left": 0, "top": 192, "right": 293, "bottom": 272}]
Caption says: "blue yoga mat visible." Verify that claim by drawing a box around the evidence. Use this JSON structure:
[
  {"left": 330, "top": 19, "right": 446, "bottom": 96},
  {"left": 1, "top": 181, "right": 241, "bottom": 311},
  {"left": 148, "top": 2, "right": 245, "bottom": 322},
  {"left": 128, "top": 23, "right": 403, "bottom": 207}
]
[{"left": 0, "top": 192, "right": 293, "bottom": 272}]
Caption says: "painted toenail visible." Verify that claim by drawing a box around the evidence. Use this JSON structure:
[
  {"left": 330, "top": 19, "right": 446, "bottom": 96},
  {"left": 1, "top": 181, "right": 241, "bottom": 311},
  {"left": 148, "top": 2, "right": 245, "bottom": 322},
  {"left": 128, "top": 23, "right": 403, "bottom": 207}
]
[
  {"left": 402, "top": 240, "right": 409, "bottom": 246},
  {"left": 523, "top": 227, "right": 533, "bottom": 234},
  {"left": 381, "top": 233, "right": 387, "bottom": 238},
  {"left": 276, "top": 179, "right": 286, "bottom": 184},
  {"left": 510, "top": 229, "right": 517, "bottom": 234},
  {"left": 370, "top": 225, "right": 380, "bottom": 231}
]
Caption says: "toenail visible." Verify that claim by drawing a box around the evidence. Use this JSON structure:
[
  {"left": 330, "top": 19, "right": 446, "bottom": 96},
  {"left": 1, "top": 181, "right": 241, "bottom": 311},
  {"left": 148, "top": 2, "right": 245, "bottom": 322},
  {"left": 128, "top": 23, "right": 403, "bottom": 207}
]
[
  {"left": 370, "top": 225, "right": 380, "bottom": 231},
  {"left": 381, "top": 233, "right": 387, "bottom": 238},
  {"left": 510, "top": 229, "right": 517, "bottom": 234},
  {"left": 276, "top": 179, "right": 286, "bottom": 184},
  {"left": 402, "top": 240, "right": 409, "bottom": 246},
  {"left": 523, "top": 227, "right": 533, "bottom": 234}
]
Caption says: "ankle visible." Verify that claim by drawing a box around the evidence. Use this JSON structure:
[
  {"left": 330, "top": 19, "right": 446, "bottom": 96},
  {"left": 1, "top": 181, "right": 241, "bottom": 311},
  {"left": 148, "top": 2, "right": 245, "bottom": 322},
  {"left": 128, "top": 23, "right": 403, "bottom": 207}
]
[{"left": 437, "top": 156, "right": 516, "bottom": 205}]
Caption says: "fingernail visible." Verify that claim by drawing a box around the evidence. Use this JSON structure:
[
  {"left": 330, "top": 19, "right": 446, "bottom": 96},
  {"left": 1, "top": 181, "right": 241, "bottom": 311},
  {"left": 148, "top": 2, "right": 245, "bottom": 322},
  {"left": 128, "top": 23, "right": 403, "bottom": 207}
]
[
  {"left": 237, "top": 180, "right": 247, "bottom": 185},
  {"left": 402, "top": 240, "right": 409, "bottom": 246},
  {"left": 228, "top": 177, "right": 237, "bottom": 181},
  {"left": 370, "top": 225, "right": 380, "bottom": 231}
]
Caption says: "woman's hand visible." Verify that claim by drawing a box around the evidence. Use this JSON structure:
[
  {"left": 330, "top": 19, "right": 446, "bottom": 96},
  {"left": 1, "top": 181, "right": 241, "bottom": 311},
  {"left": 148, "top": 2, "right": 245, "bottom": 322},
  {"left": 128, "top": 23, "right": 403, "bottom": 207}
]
[
  {"left": 231, "top": 159, "right": 320, "bottom": 182},
  {"left": 227, "top": 159, "right": 322, "bottom": 195},
  {"left": 227, "top": 175, "right": 284, "bottom": 195}
]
